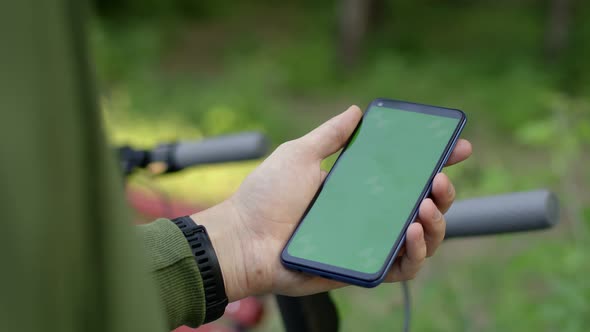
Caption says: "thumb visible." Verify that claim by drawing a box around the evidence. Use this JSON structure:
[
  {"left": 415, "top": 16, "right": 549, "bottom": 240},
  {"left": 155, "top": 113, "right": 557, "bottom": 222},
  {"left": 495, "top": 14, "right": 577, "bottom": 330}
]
[{"left": 300, "top": 105, "right": 363, "bottom": 159}]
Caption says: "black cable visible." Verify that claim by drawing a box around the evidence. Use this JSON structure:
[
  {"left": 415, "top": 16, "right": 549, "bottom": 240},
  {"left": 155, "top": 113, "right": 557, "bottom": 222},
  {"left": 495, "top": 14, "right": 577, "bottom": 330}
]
[{"left": 401, "top": 281, "right": 411, "bottom": 332}]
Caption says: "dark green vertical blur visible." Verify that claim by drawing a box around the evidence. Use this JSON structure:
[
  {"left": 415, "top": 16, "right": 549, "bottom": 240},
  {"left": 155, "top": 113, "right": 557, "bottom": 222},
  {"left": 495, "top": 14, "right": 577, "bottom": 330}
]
[{"left": 0, "top": 1, "right": 166, "bottom": 331}]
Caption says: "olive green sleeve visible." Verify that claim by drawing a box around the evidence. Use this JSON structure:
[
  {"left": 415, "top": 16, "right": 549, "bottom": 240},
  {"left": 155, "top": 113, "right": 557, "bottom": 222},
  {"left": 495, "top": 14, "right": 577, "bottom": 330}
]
[{"left": 137, "top": 219, "right": 207, "bottom": 328}]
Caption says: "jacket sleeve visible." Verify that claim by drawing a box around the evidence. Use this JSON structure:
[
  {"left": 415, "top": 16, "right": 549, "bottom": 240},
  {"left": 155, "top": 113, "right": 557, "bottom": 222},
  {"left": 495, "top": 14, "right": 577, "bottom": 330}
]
[{"left": 137, "top": 219, "right": 207, "bottom": 328}]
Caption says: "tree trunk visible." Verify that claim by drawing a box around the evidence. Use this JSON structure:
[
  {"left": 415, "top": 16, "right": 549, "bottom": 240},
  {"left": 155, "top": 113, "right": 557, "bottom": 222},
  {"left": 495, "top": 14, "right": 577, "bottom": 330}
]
[
  {"left": 336, "top": 0, "right": 375, "bottom": 68},
  {"left": 545, "top": 0, "right": 572, "bottom": 62}
]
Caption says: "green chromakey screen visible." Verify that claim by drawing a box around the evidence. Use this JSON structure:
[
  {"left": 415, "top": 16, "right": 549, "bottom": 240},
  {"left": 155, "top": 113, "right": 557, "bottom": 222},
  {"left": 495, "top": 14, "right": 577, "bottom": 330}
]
[{"left": 287, "top": 106, "right": 460, "bottom": 274}]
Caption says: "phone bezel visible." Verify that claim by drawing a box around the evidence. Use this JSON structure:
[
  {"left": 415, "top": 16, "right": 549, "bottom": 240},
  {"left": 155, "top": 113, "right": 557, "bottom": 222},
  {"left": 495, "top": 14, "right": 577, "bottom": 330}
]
[{"left": 281, "top": 98, "right": 467, "bottom": 287}]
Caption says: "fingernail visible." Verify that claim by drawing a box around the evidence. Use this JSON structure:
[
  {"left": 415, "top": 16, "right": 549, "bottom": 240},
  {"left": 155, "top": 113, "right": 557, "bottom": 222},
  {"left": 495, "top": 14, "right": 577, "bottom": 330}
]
[
  {"left": 448, "top": 183, "right": 454, "bottom": 196},
  {"left": 433, "top": 208, "right": 442, "bottom": 221},
  {"left": 348, "top": 105, "right": 361, "bottom": 113}
]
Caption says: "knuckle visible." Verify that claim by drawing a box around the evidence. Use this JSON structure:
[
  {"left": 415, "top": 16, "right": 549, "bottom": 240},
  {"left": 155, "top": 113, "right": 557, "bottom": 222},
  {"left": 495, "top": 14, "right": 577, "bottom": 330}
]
[
  {"left": 325, "top": 121, "right": 346, "bottom": 146},
  {"left": 277, "top": 140, "right": 303, "bottom": 155},
  {"left": 277, "top": 140, "right": 296, "bottom": 151}
]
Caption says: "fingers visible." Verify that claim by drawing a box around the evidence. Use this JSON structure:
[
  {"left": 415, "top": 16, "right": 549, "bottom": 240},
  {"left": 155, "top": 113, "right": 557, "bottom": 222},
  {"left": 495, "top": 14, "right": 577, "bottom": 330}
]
[
  {"left": 299, "top": 276, "right": 348, "bottom": 296},
  {"left": 300, "top": 105, "right": 363, "bottom": 159},
  {"left": 445, "top": 139, "right": 472, "bottom": 166},
  {"left": 418, "top": 198, "right": 445, "bottom": 257},
  {"left": 431, "top": 173, "right": 455, "bottom": 214},
  {"left": 384, "top": 174, "right": 454, "bottom": 282},
  {"left": 387, "top": 223, "right": 426, "bottom": 281}
]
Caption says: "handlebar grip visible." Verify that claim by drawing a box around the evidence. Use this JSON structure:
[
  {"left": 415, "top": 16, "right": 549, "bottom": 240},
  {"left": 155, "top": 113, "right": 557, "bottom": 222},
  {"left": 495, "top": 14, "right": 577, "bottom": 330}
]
[
  {"left": 171, "top": 132, "right": 269, "bottom": 169},
  {"left": 444, "top": 190, "right": 560, "bottom": 239}
]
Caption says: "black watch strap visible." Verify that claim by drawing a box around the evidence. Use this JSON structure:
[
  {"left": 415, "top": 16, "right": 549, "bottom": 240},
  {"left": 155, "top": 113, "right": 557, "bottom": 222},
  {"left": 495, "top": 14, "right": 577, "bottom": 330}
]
[{"left": 171, "top": 216, "right": 228, "bottom": 323}]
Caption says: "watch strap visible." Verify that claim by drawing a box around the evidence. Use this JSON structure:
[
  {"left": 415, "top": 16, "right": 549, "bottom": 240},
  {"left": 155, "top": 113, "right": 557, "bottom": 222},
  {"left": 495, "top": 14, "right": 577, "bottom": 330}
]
[{"left": 171, "top": 216, "right": 228, "bottom": 323}]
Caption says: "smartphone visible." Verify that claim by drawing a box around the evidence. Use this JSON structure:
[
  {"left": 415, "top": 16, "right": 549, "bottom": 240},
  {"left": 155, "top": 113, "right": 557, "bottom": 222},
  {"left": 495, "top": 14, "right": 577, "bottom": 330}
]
[{"left": 281, "top": 98, "right": 466, "bottom": 287}]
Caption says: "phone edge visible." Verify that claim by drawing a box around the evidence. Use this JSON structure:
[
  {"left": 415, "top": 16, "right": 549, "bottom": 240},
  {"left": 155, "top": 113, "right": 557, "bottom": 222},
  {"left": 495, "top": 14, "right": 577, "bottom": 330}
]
[{"left": 281, "top": 102, "right": 467, "bottom": 288}]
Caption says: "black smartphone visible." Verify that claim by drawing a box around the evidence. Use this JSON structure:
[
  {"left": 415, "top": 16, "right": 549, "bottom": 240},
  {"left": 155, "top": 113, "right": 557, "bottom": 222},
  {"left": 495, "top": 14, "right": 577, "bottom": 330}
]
[{"left": 281, "top": 98, "right": 467, "bottom": 287}]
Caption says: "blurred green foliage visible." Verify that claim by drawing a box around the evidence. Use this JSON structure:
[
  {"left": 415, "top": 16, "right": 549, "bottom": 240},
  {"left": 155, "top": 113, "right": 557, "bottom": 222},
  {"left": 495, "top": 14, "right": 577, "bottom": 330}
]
[{"left": 93, "top": 0, "right": 589, "bottom": 330}]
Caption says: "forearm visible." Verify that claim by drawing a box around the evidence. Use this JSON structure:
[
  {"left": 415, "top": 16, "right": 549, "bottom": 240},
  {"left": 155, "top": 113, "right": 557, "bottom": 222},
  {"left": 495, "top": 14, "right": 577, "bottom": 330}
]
[{"left": 137, "top": 219, "right": 206, "bottom": 328}]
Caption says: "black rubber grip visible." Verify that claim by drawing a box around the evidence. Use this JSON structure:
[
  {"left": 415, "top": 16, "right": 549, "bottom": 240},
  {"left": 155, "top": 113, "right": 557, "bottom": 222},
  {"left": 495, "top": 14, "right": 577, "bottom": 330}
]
[
  {"left": 444, "top": 190, "right": 560, "bottom": 239},
  {"left": 171, "top": 132, "right": 269, "bottom": 169}
]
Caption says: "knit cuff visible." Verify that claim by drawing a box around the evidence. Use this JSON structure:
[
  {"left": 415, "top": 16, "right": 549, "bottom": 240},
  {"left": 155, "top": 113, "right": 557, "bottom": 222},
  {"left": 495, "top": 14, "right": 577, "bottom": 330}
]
[{"left": 138, "top": 218, "right": 206, "bottom": 328}]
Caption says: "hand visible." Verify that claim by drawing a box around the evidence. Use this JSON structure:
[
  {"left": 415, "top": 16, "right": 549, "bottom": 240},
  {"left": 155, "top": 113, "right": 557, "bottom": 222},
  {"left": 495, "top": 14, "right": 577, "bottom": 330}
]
[{"left": 192, "top": 105, "right": 472, "bottom": 301}]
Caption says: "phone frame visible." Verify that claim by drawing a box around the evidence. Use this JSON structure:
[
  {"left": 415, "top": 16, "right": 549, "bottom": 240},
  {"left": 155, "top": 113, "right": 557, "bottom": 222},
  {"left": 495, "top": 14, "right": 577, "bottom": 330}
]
[{"left": 281, "top": 98, "right": 467, "bottom": 287}]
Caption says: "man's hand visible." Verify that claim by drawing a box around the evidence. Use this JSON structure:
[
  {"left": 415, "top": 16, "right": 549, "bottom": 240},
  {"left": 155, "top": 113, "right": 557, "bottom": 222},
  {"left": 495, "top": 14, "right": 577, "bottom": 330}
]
[{"left": 192, "top": 105, "right": 472, "bottom": 302}]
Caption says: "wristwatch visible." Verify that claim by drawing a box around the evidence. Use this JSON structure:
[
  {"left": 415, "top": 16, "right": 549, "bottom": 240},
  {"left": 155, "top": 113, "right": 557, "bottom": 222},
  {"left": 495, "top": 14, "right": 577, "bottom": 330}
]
[{"left": 171, "top": 216, "right": 228, "bottom": 323}]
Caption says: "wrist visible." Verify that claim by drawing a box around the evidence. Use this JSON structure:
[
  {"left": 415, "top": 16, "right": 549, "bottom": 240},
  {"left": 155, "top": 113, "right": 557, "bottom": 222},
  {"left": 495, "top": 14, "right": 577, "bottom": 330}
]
[{"left": 190, "top": 200, "right": 255, "bottom": 302}]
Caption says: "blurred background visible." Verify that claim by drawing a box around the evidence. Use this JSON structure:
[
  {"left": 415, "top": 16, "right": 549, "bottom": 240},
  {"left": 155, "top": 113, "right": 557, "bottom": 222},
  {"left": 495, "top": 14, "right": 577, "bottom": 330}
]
[{"left": 93, "top": 0, "right": 589, "bottom": 331}]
